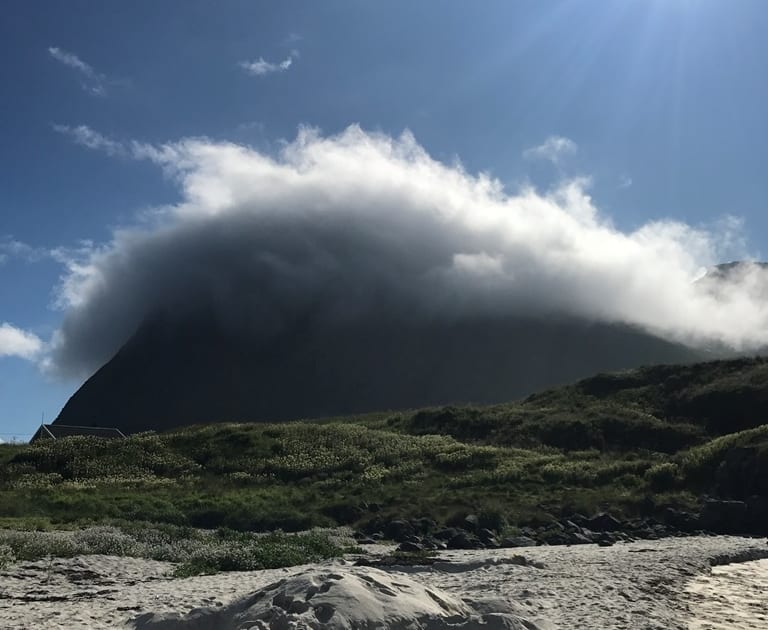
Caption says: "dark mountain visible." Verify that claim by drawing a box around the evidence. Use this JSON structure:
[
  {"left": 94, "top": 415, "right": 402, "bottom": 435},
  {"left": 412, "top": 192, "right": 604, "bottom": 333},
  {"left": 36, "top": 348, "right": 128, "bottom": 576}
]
[{"left": 54, "top": 311, "right": 704, "bottom": 433}]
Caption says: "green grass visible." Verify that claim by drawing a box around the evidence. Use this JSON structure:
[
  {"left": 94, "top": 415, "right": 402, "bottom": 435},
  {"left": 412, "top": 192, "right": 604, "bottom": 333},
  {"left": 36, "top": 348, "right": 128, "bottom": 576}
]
[
  {"left": 0, "top": 522, "right": 350, "bottom": 576},
  {"left": 2, "top": 357, "right": 768, "bottom": 563},
  {"left": 0, "top": 424, "right": 672, "bottom": 532},
  {"left": 680, "top": 424, "right": 768, "bottom": 474}
]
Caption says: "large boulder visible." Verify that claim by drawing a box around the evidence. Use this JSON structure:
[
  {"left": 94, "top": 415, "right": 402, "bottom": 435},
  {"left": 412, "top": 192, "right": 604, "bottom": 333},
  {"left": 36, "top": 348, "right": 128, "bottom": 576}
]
[
  {"left": 383, "top": 520, "right": 415, "bottom": 542},
  {"left": 585, "top": 513, "right": 623, "bottom": 532}
]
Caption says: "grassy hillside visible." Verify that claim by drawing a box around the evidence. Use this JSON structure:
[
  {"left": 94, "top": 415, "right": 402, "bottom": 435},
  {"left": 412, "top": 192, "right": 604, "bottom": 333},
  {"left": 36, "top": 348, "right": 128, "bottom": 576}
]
[{"left": 2, "top": 358, "right": 768, "bottom": 538}]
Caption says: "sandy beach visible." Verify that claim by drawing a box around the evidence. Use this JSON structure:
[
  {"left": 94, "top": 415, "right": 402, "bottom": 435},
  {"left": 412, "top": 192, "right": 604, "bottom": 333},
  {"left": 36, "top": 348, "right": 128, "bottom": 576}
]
[
  {"left": 1, "top": 535, "right": 766, "bottom": 629},
  {"left": 687, "top": 558, "right": 768, "bottom": 629}
]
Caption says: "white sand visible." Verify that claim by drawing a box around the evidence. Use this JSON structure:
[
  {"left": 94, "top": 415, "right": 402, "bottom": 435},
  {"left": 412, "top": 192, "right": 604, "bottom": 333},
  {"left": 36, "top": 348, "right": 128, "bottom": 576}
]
[
  {"left": 0, "top": 535, "right": 766, "bottom": 629},
  {"left": 132, "top": 565, "right": 543, "bottom": 629},
  {"left": 686, "top": 558, "right": 768, "bottom": 629}
]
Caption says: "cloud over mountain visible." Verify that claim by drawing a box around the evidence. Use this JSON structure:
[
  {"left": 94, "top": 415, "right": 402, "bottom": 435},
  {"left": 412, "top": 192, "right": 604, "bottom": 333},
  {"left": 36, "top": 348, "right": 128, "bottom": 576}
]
[{"left": 49, "top": 125, "right": 768, "bottom": 380}]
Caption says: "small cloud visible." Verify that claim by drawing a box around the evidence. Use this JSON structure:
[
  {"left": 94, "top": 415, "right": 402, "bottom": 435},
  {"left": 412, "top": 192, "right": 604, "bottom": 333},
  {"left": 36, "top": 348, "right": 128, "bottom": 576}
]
[
  {"left": 0, "top": 323, "right": 43, "bottom": 360},
  {"left": 239, "top": 51, "right": 297, "bottom": 77},
  {"left": 48, "top": 47, "right": 96, "bottom": 78},
  {"left": 618, "top": 174, "right": 633, "bottom": 189},
  {"left": 53, "top": 124, "right": 127, "bottom": 157},
  {"left": 524, "top": 136, "right": 578, "bottom": 165},
  {"left": 82, "top": 83, "right": 107, "bottom": 97},
  {"left": 0, "top": 238, "right": 48, "bottom": 264},
  {"left": 237, "top": 121, "right": 266, "bottom": 133},
  {"left": 48, "top": 46, "right": 108, "bottom": 96},
  {"left": 284, "top": 33, "right": 303, "bottom": 45}
]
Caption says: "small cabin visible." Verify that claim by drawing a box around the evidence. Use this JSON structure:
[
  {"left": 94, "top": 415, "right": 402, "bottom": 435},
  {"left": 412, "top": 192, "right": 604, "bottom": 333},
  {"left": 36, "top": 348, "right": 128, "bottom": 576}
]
[{"left": 29, "top": 424, "right": 126, "bottom": 444}]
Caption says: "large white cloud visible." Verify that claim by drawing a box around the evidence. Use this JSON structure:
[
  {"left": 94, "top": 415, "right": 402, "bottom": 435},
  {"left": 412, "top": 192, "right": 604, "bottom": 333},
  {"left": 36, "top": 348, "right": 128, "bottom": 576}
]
[
  {"left": 49, "top": 125, "right": 768, "bottom": 378},
  {"left": 0, "top": 323, "right": 43, "bottom": 360}
]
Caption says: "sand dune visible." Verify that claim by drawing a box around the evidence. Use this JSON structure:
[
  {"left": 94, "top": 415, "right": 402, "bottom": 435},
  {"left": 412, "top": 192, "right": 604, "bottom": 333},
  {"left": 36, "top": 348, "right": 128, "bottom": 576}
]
[{"left": 132, "top": 565, "right": 543, "bottom": 629}]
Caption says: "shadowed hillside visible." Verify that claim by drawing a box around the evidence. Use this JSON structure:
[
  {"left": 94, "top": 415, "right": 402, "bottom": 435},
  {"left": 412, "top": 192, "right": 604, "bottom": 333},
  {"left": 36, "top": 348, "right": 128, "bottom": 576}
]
[{"left": 54, "top": 311, "right": 703, "bottom": 433}]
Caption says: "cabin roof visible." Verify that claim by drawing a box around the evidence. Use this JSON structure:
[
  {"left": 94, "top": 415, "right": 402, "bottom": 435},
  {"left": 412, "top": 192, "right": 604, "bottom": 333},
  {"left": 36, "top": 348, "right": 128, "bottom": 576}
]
[{"left": 32, "top": 424, "right": 126, "bottom": 441}]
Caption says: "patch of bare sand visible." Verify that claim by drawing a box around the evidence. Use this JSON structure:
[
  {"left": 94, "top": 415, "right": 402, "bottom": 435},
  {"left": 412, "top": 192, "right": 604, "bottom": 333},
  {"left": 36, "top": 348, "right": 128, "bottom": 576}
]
[{"left": 686, "top": 558, "right": 768, "bottom": 629}]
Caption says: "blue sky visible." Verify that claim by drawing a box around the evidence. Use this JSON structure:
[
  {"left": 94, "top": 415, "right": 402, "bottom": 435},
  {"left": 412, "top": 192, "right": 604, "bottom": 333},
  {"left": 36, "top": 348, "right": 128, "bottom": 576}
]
[{"left": 1, "top": 0, "right": 768, "bottom": 439}]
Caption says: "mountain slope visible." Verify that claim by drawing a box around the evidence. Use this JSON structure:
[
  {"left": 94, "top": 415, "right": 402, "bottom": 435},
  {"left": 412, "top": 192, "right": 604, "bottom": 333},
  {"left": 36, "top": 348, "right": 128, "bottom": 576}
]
[{"left": 54, "top": 311, "right": 703, "bottom": 433}]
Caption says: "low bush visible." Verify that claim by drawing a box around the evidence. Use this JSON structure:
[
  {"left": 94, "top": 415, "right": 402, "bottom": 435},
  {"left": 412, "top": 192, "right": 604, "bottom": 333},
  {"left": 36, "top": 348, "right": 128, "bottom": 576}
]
[
  {"left": 0, "top": 524, "right": 348, "bottom": 576},
  {"left": 644, "top": 462, "right": 680, "bottom": 491},
  {"left": 0, "top": 543, "right": 14, "bottom": 569}
]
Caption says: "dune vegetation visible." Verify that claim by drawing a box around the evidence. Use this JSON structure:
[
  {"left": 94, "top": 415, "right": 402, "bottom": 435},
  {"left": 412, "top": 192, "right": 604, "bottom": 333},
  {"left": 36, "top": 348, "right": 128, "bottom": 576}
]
[{"left": 1, "top": 357, "right": 767, "bottom": 573}]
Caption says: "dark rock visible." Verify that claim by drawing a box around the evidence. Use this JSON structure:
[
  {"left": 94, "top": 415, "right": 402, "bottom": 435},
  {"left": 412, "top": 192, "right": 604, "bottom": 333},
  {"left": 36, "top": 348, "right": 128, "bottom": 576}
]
[
  {"left": 384, "top": 519, "right": 415, "bottom": 542},
  {"left": 586, "top": 512, "right": 623, "bottom": 532},
  {"left": 478, "top": 528, "right": 497, "bottom": 542},
  {"left": 361, "top": 517, "right": 385, "bottom": 535},
  {"left": 434, "top": 527, "right": 460, "bottom": 541},
  {"left": 663, "top": 507, "right": 700, "bottom": 533},
  {"left": 353, "top": 531, "right": 377, "bottom": 545},
  {"left": 423, "top": 538, "right": 446, "bottom": 551},
  {"left": 536, "top": 530, "right": 573, "bottom": 546},
  {"left": 396, "top": 541, "right": 424, "bottom": 553},
  {"left": 579, "top": 527, "right": 598, "bottom": 542},
  {"left": 567, "top": 513, "right": 589, "bottom": 527},
  {"left": 570, "top": 532, "right": 593, "bottom": 545},
  {"left": 746, "top": 495, "right": 768, "bottom": 535},
  {"left": 715, "top": 447, "right": 762, "bottom": 495},
  {"left": 447, "top": 532, "right": 484, "bottom": 550},
  {"left": 463, "top": 514, "right": 480, "bottom": 532},
  {"left": 701, "top": 499, "right": 748, "bottom": 534},
  {"left": 562, "top": 520, "right": 583, "bottom": 533},
  {"left": 411, "top": 517, "right": 437, "bottom": 534}
]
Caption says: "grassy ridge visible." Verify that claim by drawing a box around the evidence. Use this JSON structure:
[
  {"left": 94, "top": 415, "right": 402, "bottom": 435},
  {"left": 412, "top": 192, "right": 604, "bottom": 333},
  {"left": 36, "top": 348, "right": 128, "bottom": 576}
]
[
  {"left": 1, "top": 358, "right": 768, "bottom": 537},
  {"left": 0, "top": 425, "right": 667, "bottom": 531}
]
